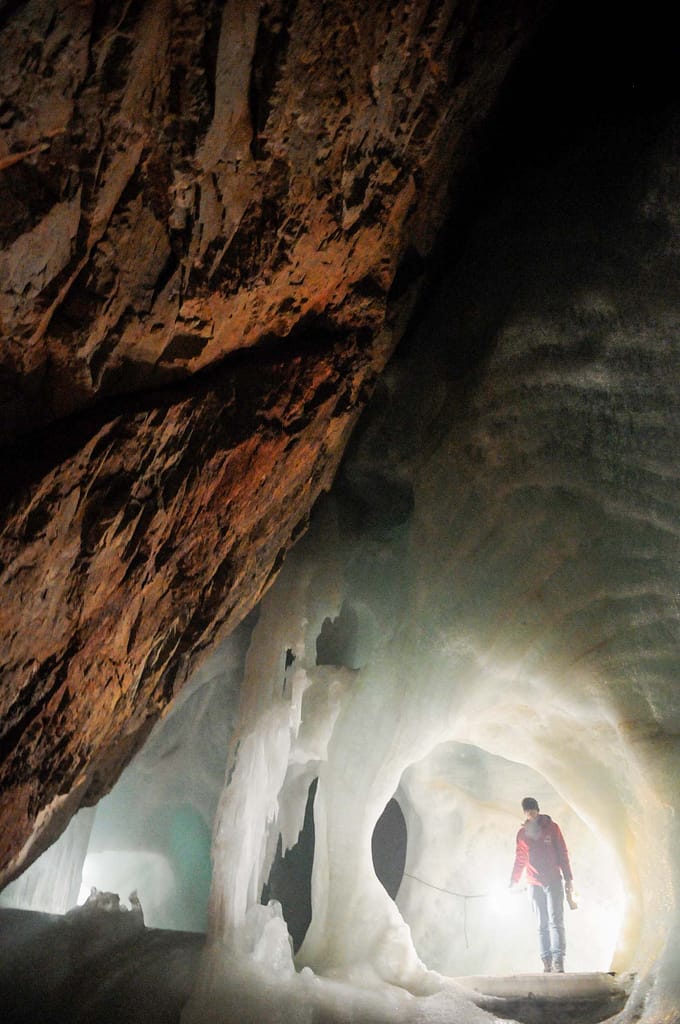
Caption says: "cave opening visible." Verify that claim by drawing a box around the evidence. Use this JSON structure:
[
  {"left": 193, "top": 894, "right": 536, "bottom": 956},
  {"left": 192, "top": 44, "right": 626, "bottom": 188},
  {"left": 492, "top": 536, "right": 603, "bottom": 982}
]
[
  {"left": 261, "top": 785, "right": 408, "bottom": 954},
  {"left": 261, "top": 777, "right": 317, "bottom": 953},
  {"left": 372, "top": 798, "right": 408, "bottom": 903},
  {"left": 395, "top": 740, "right": 626, "bottom": 979}
]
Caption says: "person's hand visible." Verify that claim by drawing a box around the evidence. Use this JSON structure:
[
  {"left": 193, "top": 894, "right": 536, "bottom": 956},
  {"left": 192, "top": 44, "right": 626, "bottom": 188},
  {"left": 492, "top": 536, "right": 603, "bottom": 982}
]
[{"left": 565, "top": 880, "right": 578, "bottom": 909}]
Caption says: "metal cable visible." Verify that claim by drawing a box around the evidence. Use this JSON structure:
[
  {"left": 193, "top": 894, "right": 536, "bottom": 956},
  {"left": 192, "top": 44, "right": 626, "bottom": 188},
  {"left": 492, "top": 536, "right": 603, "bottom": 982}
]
[{"left": 402, "top": 871, "right": 490, "bottom": 949}]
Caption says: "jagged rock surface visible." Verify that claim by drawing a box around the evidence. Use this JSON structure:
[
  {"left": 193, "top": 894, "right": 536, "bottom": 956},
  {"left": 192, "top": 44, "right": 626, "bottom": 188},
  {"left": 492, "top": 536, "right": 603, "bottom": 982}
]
[{"left": 0, "top": 0, "right": 546, "bottom": 884}]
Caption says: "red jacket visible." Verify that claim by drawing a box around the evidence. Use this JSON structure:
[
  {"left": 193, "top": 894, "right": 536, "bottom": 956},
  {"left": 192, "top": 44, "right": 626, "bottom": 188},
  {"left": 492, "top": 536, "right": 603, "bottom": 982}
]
[{"left": 511, "top": 814, "right": 573, "bottom": 886}]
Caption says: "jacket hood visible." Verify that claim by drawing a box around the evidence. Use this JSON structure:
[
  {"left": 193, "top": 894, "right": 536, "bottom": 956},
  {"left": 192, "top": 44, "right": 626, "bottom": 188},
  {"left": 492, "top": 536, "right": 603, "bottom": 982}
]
[{"left": 523, "top": 813, "right": 552, "bottom": 839}]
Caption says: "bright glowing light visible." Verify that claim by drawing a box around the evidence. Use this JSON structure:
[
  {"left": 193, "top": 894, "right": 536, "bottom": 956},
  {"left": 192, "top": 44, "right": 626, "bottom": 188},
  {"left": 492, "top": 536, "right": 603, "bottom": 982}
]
[
  {"left": 77, "top": 850, "right": 175, "bottom": 917},
  {"left": 487, "top": 882, "right": 524, "bottom": 917}
]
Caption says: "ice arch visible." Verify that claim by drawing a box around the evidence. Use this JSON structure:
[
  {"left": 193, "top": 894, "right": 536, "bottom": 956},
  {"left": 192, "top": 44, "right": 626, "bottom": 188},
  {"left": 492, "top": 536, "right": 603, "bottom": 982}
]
[
  {"left": 292, "top": 626, "right": 643, "bottom": 987},
  {"left": 395, "top": 741, "right": 623, "bottom": 977}
]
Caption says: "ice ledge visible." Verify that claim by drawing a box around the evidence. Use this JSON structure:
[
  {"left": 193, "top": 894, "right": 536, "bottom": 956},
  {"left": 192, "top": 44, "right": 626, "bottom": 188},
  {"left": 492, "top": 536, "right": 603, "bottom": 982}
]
[{"left": 456, "top": 971, "right": 634, "bottom": 1024}]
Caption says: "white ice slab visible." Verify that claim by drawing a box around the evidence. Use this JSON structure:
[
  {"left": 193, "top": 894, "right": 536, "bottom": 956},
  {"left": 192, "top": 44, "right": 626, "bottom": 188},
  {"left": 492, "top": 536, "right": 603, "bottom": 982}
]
[{"left": 456, "top": 971, "right": 632, "bottom": 1000}]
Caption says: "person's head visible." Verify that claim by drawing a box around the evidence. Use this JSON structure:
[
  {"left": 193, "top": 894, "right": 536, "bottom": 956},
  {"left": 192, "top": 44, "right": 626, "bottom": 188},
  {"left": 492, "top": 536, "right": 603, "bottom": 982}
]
[{"left": 522, "top": 796, "right": 539, "bottom": 820}]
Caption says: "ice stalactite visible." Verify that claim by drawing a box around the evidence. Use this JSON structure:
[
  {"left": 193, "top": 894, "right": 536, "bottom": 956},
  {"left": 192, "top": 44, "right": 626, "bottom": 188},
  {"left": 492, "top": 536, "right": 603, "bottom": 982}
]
[
  {"left": 204, "top": 536, "right": 344, "bottom": 947},
  {"left": 0, "top": 806, "right": 95, "bottom": 915}
]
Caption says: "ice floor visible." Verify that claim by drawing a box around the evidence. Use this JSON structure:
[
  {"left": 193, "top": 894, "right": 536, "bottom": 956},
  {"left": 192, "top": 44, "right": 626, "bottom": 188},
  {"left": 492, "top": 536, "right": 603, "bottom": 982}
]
[{"left": 0, "top": 909, "right": 632, "bottom": 1024}]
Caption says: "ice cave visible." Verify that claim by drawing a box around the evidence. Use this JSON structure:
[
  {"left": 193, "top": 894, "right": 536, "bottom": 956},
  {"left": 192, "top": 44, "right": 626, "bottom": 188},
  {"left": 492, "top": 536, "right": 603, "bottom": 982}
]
[{"left": 1, "top": 1, "right": 679, "bottom": 1022}]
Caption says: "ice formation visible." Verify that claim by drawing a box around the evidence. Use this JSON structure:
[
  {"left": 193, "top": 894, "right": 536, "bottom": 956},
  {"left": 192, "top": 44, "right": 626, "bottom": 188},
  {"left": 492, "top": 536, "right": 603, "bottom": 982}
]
[
  {"left": 0, "top": 806, "right": 95, "bottom": 915},
  {"left": 0, "top": 621, "right": 252, "bottom": 931},
  {"left": 4, "top": 59, "right": 680, "bottom": 1024},
  {"left": 179, "top": 109, "right": 680, "bottom": 1023}
]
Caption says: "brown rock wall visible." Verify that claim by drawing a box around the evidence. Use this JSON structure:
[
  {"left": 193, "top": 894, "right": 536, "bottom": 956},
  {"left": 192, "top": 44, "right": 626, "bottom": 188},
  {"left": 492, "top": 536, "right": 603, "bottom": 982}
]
[
  {"left": 0, "top": 324, "right": 375, "bottom": 881},
  {"left": 1, "top": 0, "right": 539, "bottom": 437},
  {"left": 0, "top": 0, "right": 549, "bottom": 884}
]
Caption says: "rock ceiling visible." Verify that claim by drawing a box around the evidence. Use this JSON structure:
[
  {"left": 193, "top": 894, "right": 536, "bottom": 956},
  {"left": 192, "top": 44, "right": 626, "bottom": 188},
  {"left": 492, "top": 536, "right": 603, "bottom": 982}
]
[{"left": 0, "top": 0, "right": 550, "bottom": 886}]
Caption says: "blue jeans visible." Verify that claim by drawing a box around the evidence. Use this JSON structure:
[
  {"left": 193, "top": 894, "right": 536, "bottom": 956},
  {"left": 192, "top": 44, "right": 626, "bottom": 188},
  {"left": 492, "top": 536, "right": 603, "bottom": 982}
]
[{"left": 529, "top": 881, "right": 565, "bottom": 960}]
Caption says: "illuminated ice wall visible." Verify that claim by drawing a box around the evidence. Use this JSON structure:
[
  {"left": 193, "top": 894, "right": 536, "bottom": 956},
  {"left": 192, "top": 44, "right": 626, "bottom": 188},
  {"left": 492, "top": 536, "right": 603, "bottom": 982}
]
[{"left": 183, "top": 106, "right": 680, "bottom": 1023}]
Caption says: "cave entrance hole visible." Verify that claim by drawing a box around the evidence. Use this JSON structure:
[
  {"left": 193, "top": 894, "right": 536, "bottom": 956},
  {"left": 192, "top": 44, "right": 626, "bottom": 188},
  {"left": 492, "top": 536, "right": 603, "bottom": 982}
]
[{"left": 372, "top": 798, "right": 408, "bottom": 901}]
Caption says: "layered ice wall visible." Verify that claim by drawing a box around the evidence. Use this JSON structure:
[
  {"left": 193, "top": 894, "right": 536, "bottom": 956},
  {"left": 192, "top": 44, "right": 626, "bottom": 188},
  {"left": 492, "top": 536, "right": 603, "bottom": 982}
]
[{"left": 184, "top": 107, "right": 680, "bottom": 1023}]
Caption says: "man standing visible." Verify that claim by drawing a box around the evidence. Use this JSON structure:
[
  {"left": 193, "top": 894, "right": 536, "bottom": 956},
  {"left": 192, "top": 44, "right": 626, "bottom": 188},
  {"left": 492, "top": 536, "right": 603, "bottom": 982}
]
[{"left": 510, "top": 797, "right": 574, "bottom": 973}]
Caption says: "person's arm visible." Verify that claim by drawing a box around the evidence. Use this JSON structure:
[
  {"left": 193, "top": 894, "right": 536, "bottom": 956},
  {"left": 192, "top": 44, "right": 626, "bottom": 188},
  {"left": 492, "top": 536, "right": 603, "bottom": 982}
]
[
  {"left": 510, "top": 830, "right": 528, "bottom": 885},
  {"left": 553, "top": 821, "right": 573, "bottom": 883}
]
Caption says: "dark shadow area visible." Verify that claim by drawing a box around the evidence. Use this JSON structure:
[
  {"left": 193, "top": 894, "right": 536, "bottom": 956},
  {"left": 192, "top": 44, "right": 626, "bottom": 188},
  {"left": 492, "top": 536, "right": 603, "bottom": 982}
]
[
  {"left": 0, "top": 908, "right": 204, "bottom": 1024},
  {"left": 316, "top": 603, "right": 361, "bottom": 669},
  {"left": 371, "top": 798, "right": 407, "bottom": 901},
  {"left": 261, "top": 778, "right": 316, "bottom": 952},
  {"left": 387, "top": 0, "right": 680, "bottom": 374},
  {"left": 486, "top": 0, "right": 680, "bottom": 173},
  {"left": 335, "top": 0, "right": 680, "bottom": 518}
]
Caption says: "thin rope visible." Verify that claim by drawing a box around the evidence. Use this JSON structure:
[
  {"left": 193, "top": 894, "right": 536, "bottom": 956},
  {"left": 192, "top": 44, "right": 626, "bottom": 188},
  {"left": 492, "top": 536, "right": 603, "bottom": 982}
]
[
  {"left": 403, "top": 871, "right": 488, "bottom": 900},
  {"left": 402, "top": 871, "right": 490, "bottom": 950}
]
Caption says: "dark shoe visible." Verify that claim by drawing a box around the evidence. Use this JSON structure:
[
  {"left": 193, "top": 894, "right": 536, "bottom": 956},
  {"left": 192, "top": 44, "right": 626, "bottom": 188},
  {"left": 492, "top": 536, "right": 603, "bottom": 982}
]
[
  {"left": 552, "top": 956, "right": 565, "bottom": 973},
  {"left": 542, "top": 957, "right": 552, "bottom": 973}
]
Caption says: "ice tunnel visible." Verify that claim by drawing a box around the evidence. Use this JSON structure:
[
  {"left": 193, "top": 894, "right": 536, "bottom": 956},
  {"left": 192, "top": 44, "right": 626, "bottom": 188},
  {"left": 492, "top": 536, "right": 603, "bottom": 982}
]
[
  {"left": 2, "top": 2, "right": 680, "bottom": 1024},
  {"left": 208, "top": 75, "right": 680, "bottom": 1018}
]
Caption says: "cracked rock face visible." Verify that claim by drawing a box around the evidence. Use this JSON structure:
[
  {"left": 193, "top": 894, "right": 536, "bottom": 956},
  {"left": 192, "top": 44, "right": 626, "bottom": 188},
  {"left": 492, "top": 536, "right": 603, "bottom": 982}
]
[
  {"left": 1, "top": 0, "right": 536, "bottom": 435},
  {"left": 0, "top": 0, "right": 546, "bottom": 884}
]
